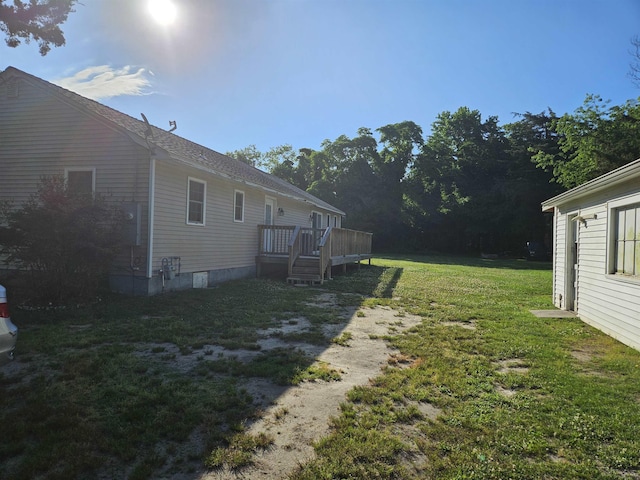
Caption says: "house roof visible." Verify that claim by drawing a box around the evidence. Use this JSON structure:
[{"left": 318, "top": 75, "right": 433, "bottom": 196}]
[
  {"left": 541, "top": 158, "right": 640, "bottom": 212},
  {"left": 0, "top": 66, "right": 345, "bottom": 216}
]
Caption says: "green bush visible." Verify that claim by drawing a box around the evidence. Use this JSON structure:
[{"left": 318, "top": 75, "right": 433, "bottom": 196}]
[{"left": 0, "top": 176, "right": 124, "bottom": 304}]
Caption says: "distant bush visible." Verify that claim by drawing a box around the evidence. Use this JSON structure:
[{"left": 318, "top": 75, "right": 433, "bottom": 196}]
[{"left": 0, "top": 176, "right": 124, "bottom": 305}]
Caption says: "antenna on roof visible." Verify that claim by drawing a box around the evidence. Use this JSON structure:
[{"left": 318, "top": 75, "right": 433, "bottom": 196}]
[
  {"left": 168, "top": 120, "right": 177, "bottom": 132},
  {"left": 140, "top": 113, "right": 154, "bottom": 139}
]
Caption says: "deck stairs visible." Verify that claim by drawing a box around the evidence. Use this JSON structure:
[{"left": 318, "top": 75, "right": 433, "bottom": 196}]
[{"left": 287, "top": 255, "right": 322, "bottom": 285}]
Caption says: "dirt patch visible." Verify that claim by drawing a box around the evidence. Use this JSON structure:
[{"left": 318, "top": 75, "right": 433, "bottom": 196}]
[{"left": 198, "top": 303, "right": 423, "bottom": 480}]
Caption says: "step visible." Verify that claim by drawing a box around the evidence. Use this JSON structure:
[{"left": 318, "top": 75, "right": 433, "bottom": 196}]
[{"left": 292, "top": 267, "right": 320, "bottom": 275}]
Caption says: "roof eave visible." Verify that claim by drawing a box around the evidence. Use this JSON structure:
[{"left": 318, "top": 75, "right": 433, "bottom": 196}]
[{"left": 541, "top": 158, "right": 640, "bottom": 212}]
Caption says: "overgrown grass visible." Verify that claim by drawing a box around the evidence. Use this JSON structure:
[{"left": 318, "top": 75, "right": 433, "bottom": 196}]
[
  {"left": 3, "top": 255, "right": 640, "bottom": 479},
  {"left": 293, "top": 255, "right": 640, "bottom": 479}
]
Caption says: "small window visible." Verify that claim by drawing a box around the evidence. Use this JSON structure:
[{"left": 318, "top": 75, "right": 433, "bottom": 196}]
[
  {"left": 187, "top": 178, "right": 206, "bottom": 225},
  {"left": 614, "top": 203, "right": 640, "bottom": 276},
  {"left": 234, "top": 190, "right": 245, "bottom": 222},
  {"left": 65, "top": 168, "right": 95, "bottom": 196}
]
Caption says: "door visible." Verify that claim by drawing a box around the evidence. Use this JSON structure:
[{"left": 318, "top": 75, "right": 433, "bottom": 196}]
[
  {"left": 566, "top": 215, "right": 578, "bottom": 311},
  {"left": 263, "top": 198, "right": 275, "bottom": 252}
]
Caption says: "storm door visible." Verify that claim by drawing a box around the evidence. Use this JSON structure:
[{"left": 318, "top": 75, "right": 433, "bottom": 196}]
[{"left": 263, "top": 198, "right": 275, "bottom": 252}]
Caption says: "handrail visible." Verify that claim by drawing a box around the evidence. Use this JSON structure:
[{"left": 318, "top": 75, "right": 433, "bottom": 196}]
[
  {"left": 318, "top": 227, "right": 332, "bottom": 282},
  {"left": 258, "top": 225, "right": 373, "bottom": 282}
]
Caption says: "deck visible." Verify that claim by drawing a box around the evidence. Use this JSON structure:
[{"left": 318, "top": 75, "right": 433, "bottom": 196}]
[{"left": 256, "top": 225, "right": 373, "bottom": 285}]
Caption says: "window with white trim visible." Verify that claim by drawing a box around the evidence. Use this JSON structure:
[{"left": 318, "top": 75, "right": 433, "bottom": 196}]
[
  {"left": 234, "top": 190, "right": 245, "bottom": 222},
  {"left": 614, "top": 203, "right": 640, "bottom": 276},
  {"left": 187, "top": 178, "right": 206, "bottom": 225},
  {"left": 65, "top": 168, "right": 95, "bottom": 195}
]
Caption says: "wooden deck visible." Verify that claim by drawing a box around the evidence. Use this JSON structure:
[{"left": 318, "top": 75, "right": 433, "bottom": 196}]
[{"left": 256, "top": 226, "right": 373, "bottom": 285}]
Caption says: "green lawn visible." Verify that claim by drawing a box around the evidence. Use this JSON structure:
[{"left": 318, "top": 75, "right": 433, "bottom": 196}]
[
  {"left": 2, "top": 254, "right": 640, "bottom": 479},
  {"left": 296, "top": 255, "right": 640, "bottom": 479}
]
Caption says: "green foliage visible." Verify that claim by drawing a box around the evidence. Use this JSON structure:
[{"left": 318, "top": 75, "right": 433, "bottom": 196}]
[
  {"left": 0, "top": 175, "right": 124, "bottom": 304},
  {"left": 533, "top": 95, "right": 640, "bottom": 188},
  {"left": 293, "top": 255, "right": 640, "bottom": 479},
  {"left": 0, "top": 0, "right": 77, "bottom": 55}
]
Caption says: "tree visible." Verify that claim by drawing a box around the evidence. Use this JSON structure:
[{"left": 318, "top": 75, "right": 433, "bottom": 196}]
[
  {"left": 411, "top": 108, "right": 510, "bottom": 252},
  {"left": 226, "top": 144, "right": 262, "bottom": 167},
  {"left": 630, "top": 35, "right": 640, "bottom": 88},
  {"left": 503, "top": 111, "right": 562, "bottom": 247},
  {"left": 0, "top": 176, "right": 124, "bottom": 304},
  {"left": 532, "top": 95, "right": 640, "bottom": 188},
  {"left": 0, "top": 0, "right": 77, "bottom": 56}
]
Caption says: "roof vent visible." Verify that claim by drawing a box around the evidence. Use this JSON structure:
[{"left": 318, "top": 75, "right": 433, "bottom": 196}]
[{"left": 6, "top": 79, "right": 19, "bottom": 98}]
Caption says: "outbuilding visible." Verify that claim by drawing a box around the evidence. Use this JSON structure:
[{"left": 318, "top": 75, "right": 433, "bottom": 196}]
[{"left": 542, "top": 159, "right": 640, "bottom": 350}]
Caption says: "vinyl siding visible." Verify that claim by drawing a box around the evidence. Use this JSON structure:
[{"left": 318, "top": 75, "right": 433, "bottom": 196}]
[
  {"left": 553, "top": 187, "right": 640, "bottom": 351},
  {"left": 0, "top": 77, "right": 150, "bottom": 273},
  {"left": 151, "top": 161, "right": 340, "bottom": 275},
  {"left": 552, "top": 210, "right": 566, "bottom": 308}
]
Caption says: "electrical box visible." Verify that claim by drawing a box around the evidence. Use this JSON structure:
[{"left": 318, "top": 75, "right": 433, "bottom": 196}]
[{"left": 122, "top": 202, "right": 141, "bottom": 246}]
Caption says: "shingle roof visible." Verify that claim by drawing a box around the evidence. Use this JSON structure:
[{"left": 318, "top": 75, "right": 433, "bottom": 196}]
[{"left": 1, "top": 66, "right": 344, "bottom": 215}]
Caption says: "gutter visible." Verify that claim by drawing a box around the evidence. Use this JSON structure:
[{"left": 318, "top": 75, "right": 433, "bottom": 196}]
[{"left": 146, "top": 154, "right": 157, "bottom": 279}]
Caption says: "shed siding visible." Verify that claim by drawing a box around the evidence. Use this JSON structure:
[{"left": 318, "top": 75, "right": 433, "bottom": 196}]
[
  {"left": 553, "top": 192, "right": 640, "bottom": 350},
  {"left": 0, "top": 77, "right": 150, "bottom": 274},
  {"left": 552, "top": 210, "right": 567, "bottom": 308}
]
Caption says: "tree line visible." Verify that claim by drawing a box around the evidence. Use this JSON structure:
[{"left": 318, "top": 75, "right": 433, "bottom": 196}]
[{"left": 228, "top": 96, "right": 640, "bottom": 255}]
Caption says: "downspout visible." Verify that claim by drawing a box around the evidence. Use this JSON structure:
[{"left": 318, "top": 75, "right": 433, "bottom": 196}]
[{"left": 147, "top": 154, "right": 156, "bottom": 280}]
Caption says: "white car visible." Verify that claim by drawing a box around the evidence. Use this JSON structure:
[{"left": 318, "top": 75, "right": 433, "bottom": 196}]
[{"left": 0, "top": 284, "right": 18, "bottom": 365}]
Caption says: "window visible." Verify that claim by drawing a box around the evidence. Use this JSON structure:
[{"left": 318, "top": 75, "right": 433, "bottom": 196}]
[
  {"left": 234, "top": 190, "right": 244, "bottom": 222},
  {"left": 65, "top": 168, "right": 95, "bottom": 195},
  {"left": 614, "top": 203, "right": 640, "bottom": 276},
  {"left": 187, "top": 178, "right": 206, "bottom": 225}
]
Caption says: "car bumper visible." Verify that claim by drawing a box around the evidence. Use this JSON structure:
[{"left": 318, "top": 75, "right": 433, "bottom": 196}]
[{"left": 0, "top": 318, "right": 18, "bottom": 366}]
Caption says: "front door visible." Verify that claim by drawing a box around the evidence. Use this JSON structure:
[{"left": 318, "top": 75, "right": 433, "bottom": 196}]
[{"left": 263, "top": 198, "right": 275, "bottom": 252}]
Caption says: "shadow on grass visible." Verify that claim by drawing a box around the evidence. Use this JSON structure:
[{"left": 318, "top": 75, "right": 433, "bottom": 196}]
[
  {"left": 0, "top": 263, "right": 402, "bottom": 480},
  {"left": 324, "top": 262, "right": 403, "bottom": 298}
]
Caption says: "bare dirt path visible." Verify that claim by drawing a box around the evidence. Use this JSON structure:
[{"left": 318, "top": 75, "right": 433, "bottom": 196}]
[{"left": 199, "top": 300, "right": 423, "bottom": 480}]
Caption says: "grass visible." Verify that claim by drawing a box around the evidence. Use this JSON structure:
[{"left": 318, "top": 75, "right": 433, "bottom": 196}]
[
  {"left": 0, "top": 278, "right": 326, "bottom": 479},
  {"left": 292, "top": 255, "right": 640, "bottom": 479},
  {"left": 2, "top": 254, "right": 640, "bottom": 479}
]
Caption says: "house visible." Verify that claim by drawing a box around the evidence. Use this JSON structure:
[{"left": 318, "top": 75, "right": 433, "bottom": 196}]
[
  {"left": 542, "top": 159, "right": 640, "bottom": 350},
  {"left": 0, "top": 66, "right": 372, "bottom": 295}
]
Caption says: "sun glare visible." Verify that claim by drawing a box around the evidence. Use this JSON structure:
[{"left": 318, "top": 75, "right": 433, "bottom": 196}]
[{"left": 148, "top": 0, "right": 178, "bottom": 26}]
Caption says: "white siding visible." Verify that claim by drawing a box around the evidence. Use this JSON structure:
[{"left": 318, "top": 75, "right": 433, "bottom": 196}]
[
  {"left": 552, "top": 210, "right": 567, "bottom": 308},
  {"left": 553, "top": 186, "right": 640, "bottom": 351}
]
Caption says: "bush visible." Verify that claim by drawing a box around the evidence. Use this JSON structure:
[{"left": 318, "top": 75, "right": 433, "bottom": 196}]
[{"left": 0, "top": 176, "right": 125, "bottom": 304}]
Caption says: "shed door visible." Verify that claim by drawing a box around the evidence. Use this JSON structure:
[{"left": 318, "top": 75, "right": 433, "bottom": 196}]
[{"left": 566, "top": 216, "right": 578, "bottom": 311}]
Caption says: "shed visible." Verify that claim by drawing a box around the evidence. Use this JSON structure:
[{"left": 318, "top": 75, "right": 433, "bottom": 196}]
[{"left": 542, "top": 158, "right": 640, "bottom": 350}]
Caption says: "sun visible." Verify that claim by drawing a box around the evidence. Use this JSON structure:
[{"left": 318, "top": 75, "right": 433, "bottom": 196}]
[{"left": 147, "top": 0, "right": 178, "bottom": 26}]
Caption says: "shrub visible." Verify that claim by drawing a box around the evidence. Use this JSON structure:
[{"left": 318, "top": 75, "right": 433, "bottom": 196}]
[{"left": 0, "top": 176, "right": 125, "bottom": 304}]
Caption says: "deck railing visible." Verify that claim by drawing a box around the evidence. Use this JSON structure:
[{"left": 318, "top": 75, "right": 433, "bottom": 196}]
[
  {"left": 328, "top": 227, "right": 373, "bottom": 257},
  {"left": 257, "top": 225, "right": 373, "bottom": 279}
]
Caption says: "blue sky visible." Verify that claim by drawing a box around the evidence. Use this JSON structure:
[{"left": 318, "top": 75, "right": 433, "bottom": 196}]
[{"left": 3, "top": 0, "right": 639, "bottom": 154}]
